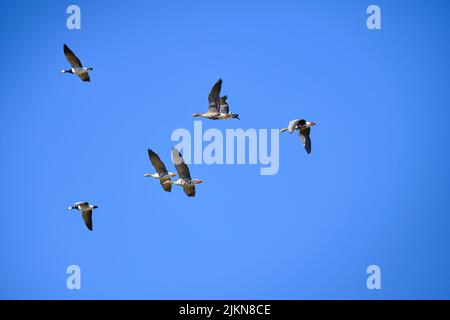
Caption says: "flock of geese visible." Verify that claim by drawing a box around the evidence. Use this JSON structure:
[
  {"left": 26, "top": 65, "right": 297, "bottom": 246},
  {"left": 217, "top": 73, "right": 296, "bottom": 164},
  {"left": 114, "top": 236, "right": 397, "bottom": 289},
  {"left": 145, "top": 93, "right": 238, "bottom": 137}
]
[{"left": 62, "top": 44, "right": 317, "bottom": 231}]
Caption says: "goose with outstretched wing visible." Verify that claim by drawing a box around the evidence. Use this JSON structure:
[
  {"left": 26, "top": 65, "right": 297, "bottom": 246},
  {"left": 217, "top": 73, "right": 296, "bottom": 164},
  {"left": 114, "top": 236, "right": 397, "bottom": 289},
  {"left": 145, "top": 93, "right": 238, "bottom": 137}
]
[
  {"left": 280, "top": 119, "right": 316, "bottom": 154},
  {"left": 67, "top": 201, "right": 98, "bottom": 231},
  {"left": 61, "top": 44, "right": 93, "bottom": 82},
  {"left": 164, "top": 148, "right": 202, "bottom": 197},
  {"left": 144, "top": 149, "right": 177, "bottom": 192},
  {"left": 193, "top": 79, "right": 239, "bottom": 120}
]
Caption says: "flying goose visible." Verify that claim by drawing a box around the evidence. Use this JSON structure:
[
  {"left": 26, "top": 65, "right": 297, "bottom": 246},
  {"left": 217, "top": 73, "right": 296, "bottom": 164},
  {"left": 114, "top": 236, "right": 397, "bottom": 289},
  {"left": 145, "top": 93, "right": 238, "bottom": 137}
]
[
  {"left": 164, "top": 148, "right": 202, "bottom": 197},
  {"left": 67, "top": 201, "right": 98, "bottom": 231},
  {"left": 280, "top": 119, "right": 317, "bottom": 154},
  {"left": 193, "top": 79, "right": 239, "bottom": 120},
  {"left": 61, "top": 44, "right": 93, "bottom": 82},
  {"left": 144, "top": 149, "right": 177, "bottom": 192}
]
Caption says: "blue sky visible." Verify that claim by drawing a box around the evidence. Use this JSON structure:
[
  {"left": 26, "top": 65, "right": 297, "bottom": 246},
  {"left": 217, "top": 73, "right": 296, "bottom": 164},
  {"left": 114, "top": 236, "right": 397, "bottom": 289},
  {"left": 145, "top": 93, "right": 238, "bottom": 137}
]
[{"left": 1, "top": 0, "right": 450, "bottom": 299}]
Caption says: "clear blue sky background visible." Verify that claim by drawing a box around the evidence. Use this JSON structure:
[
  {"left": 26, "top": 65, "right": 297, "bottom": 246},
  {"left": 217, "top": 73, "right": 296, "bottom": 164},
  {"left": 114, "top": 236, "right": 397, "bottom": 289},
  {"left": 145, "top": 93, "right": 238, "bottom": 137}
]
[{"left": 1, "top": 0, "right": 450, "bottom": 299}]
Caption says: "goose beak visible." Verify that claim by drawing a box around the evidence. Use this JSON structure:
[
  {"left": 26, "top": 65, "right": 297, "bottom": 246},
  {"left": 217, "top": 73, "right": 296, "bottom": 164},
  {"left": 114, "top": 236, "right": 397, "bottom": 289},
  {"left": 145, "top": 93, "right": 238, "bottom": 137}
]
[
  {"left": 143, "top": 173, "right": 151, "bottom": 177},
  {"left": 308, "top": 121, "right": 317, "bottom": 127},
  {"left": 169, "top": 172, "right": 177, "bottom": 177},
  {"left": 195, "top": 179, "right": 203, "bottom": 184}
]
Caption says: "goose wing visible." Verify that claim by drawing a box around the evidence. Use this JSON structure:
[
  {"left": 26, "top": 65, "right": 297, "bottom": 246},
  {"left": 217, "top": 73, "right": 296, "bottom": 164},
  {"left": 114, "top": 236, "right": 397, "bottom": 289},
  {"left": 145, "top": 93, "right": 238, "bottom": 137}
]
[
  {"left": 208, "top": 79, "right": 222, "bottom": 113},
  {"left": 219, "top": 96, "right": 229, "bottom": 114},
  {"left": 82, "top": 210, "right": 93, "bottom": 231},
  {"left": 299, "top": 127, "right": 312, "bottom": 154},
  {"left": 148, "top": 149, "right": 168, "bottom": 176},
  {"left": 172, "top": 148, "right": 192, "bottom": 180},
  {"left": 162, "top": 181, "right": 172, "bottom": 192},
  {"left": 63, "top": 44, "right": 83, "bottom": 68},
  {"left": 78, "top": 73, "right": 90, "bottom": 82},
  {"left": 183, "top": 184, "right": 196, "bottom": 197}
]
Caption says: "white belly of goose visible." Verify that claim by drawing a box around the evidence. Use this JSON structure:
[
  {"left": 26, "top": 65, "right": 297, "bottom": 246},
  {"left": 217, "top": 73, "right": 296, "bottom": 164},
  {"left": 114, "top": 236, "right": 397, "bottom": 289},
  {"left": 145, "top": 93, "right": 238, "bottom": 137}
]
[{"left": 72, "top": 67, "right": 87, "bottom": 75}]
